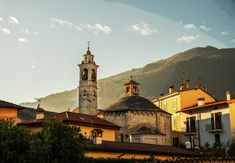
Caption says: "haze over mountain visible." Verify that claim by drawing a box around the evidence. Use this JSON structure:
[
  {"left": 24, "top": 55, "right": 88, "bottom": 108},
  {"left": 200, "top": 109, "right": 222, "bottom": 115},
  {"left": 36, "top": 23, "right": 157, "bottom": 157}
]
[{"left": 21, "top": 46, "right": 235, "bottom": 112}]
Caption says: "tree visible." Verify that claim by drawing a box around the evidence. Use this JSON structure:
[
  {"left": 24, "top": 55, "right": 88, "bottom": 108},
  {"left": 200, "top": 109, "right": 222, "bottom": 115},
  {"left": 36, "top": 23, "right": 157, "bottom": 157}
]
[
  {"left": 0, "top": 120, "right": 31, "bottom": 163},
  {"left": 31, "top": 120, "right": 86, "bottom": 163}
]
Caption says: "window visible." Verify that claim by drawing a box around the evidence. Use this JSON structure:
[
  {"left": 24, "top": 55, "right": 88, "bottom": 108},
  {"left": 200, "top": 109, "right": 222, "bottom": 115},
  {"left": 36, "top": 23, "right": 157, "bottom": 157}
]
[
  {"left": 82, "top": 69, "right": 88, "bottom": 81},
  {"left": 91, "top": 69, "right": 96, "bottom": 82},
  {"left": 186, "top": 116, "right": 196, "bottom": 133},
  {"left": 173, "top": 137, "right": 179, "bottom": 147},
  {"left": 173, "top": 117, "right": 177, "bottom": 129},
  {"left": 173, "top": 99, "right": 177, "bottom": 110},
  {"left": 211, "top": 112, "right": 222, "bottom": 130}
]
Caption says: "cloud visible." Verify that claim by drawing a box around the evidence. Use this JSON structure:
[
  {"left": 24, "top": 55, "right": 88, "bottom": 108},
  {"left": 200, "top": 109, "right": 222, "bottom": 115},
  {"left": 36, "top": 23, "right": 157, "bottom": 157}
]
[
  {"left": 220, "top": 31, "right": 229, "bottom": 36},
  {"left": 18, "top": 38, "right": 28, "bottom": 42},
  {"left": 177, "top": 35, "right": 199, "bottom": 43},
  {"left": 50, "top": 18, "right": 72, "bottom": 27},
  {"left": 128, "top": 23, "right": 157, "bottom": 36},
  {"left": 200, "top": 25, "right": 211, "bottom": 31},
  {"left": 33, "top": 31, "right": 39, "bottom": 36},
  {"left": 8, "top": 16, "right": 19, "bottom": 25},
  {"left": 21, "top": 28, "right": 39, "bottom": 36},
  {"left": 232, "top": 39, "right": 235, "bottom": 43},
  {"left": 86, "top": 23, "right": 112, "bottom": 34},
  {"left": 21, "top": 28, "right": 30, "bottom": 35},
  {"left": 183, "top": 24, "right": 197, "bottom": 30},
  {"left": 74, "top": 25, "right": 82, "bottom": 31},
  {"left": 0, "top": 17, "right": 4, "bottom": 23},
  {"left": 30, "top": 65, "right": 35, "bottom": 69},
  {"left": 0, "top": 27, "right": 11, "bottom": 34}
]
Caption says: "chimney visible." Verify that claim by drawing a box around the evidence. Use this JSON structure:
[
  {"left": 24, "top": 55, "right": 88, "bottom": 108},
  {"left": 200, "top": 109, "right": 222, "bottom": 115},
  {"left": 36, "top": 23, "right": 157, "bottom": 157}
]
[
  {"left": 185, "top": 79, "right": 190, "bottom": 89},
  {"left": 92, "top": 129, "right": 103, "bottom": 145},
  {"left": 169, "top": 85, "right": 174, "bottom": 94},
  {"left": 180, "top": 83, "right": 184, "bottom": 90},
  {"left": 36, "top": 106, "right": 45, "bottom": 119},
  {"left": 226, "top": 91, "right": 231, "bottom": 101},
  {"left": 197, "top": 97, "right": 205, "bottom": 106},
  {"left": 97, "top": 110, "right": 104, "bottom": 119}
]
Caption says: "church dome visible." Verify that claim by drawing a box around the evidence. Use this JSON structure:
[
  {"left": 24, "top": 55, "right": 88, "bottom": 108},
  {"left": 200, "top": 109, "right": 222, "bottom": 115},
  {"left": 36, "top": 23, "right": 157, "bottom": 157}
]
[{"left": 105, "top": 95, "right": 169, "bottom": 114}]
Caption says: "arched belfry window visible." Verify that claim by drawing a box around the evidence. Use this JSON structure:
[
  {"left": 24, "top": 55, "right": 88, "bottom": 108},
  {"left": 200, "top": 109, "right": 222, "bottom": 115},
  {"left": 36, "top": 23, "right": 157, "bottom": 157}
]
[
  {"left": 126, "top": 86, "right": 130, "bottom": 93},
  {"left": 82, "top": 69, "right": 88, "bottom": 81},
  {"left": 92, "top": 69, "right": 96, "bottom": 82}
]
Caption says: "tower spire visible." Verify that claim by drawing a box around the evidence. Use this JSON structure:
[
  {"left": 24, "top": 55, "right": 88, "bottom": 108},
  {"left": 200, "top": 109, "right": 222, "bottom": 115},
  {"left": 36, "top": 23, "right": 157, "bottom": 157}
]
[{"left": 87, "top": 41, "right": 90, "bottom": 52}]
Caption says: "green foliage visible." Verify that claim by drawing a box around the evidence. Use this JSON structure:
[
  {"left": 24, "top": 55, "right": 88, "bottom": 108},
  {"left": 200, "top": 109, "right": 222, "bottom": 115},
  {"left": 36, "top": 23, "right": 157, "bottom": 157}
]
[
  {"left": 0, "top": 120, "right": 86, "bottom": 163},
  {"left": 30, "top": 120, "right": 86, "bottom": 163},
  {"left": 0, "top": 120, "right": 31, "bottom": 163}
]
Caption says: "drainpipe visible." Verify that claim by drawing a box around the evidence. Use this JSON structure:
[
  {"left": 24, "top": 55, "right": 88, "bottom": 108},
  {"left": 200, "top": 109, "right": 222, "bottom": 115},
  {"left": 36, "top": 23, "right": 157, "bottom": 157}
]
[{"left": 198, "top": 113, "right": 201, "bottom": 147}]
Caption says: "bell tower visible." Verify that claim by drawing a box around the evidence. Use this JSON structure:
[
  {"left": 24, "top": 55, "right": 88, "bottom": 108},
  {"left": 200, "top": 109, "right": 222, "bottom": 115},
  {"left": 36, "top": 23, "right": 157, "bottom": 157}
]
[
  {"left": 124, "top": 76, "right": 140, "bottom": 96},
  {"left": 78, "top": 42, "right": 98, "bottom": 115}
]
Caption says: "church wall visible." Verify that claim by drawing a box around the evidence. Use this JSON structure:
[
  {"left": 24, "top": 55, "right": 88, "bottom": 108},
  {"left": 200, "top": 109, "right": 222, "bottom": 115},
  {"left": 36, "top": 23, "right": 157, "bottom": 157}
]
[
  {"left": 132, "top": 134, "right": 166, "bottom": 145},
  {"left": 157, "top": 113, "right": 172, "bottom": 145},
  {"left": 127, "top": 111, "right": 157, "bottom": 132},
  {"left": 104, "top": 112, "right": 128, "bottom": 141}
]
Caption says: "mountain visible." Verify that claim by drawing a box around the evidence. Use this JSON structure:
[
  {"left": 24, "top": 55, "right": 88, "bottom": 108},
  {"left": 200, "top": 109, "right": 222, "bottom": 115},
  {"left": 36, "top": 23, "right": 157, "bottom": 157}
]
[{"left": 21, "top": 46, "right": 235, "bottom": 112}]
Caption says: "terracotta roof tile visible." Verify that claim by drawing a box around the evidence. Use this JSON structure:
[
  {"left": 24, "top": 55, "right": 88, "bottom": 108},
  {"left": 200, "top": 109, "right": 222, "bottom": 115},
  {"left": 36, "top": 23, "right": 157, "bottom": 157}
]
[
  {"left": 180, "top": 100, "right": 231, "bottom": 112},
  {"left": 0, "top": 100, "right": 25, "bottom": 110},
  {"left": 18, "top": 111, "right": 120, "bottom": 130}
]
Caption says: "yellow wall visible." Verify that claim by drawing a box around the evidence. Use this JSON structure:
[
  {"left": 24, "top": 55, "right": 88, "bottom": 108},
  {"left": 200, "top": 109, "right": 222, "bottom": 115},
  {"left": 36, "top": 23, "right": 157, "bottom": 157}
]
[
  {"left": 85, "top": 151, "right": 172, "bottom": 160},
  {"left": 229, "top": 101, "right": 235, "bottom": 140},
  {"left": 153, "top": 95, "right": 181, "bottom": 131},
  {"left": 0, "top": 108, "right": 18, "bottom": 123},
  {"left": 79, "top": 126, "right": 116, "bottom": 141},
  {"left": 179, "top": 89, "right": 216, "bottom": 109},
  {"left": 22, "top": 123, "right": 116, "bottom": 142},
  {"left": 153, "top": 88, "right": 216, "bottom": 132}
]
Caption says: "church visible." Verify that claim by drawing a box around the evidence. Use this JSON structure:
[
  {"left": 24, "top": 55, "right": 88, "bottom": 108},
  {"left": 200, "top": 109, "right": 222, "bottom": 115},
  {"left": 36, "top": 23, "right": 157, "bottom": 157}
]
[{"left": 77, "top": 45, "right": 172, "bottom": 145}]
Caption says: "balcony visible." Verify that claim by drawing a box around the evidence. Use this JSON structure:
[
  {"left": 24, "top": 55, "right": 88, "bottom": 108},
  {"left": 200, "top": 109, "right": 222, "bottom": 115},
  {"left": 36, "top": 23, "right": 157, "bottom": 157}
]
[
  {"left": 208, "top": 128, "right": 223, "bottom": 134},
  {"left": 185, "top": 131, "right": 197, "bottom": 136}
]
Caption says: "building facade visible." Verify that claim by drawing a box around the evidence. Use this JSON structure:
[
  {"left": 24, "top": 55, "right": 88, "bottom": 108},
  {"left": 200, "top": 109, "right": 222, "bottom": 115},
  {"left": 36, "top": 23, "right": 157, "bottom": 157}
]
[
  {"left": 179, "top": 92, "right": 235, "bottom": 148},
  {"left": 152, "top": 80, "right": 217, "bottom": 146},
  {"left": 104, "top": 78, "right": 172, "bottom": 146},
  {"left": 0, "top": 100, "right": 27, "bottom": 123}
]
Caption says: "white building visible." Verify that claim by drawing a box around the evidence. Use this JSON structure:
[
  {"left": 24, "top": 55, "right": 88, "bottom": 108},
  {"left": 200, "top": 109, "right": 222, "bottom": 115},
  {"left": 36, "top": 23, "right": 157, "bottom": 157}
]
[{"left": 179, "top": 92, "right": 235, "bottom": 148}]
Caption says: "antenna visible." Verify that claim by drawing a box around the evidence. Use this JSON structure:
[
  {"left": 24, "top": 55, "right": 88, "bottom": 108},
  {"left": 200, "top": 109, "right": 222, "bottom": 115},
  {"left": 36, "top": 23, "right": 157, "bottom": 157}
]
[
  {"left": 35, "top": 98, "right": 41, "bottom": 108},
  {"left": 198, "top": 77, "right": 202, "bottom": 87}
]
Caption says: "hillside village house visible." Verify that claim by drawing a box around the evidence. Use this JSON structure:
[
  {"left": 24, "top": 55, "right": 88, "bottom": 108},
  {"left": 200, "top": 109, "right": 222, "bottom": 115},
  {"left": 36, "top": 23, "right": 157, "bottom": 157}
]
[
  {"left": 0, "top": 100, "right": 26, "bottom": 123},
  {"left": 152, "top": 80, "right": 217, "bottom": 146},
  {"left": 179, "top": 91, "right": 235, "bottom": 148}
]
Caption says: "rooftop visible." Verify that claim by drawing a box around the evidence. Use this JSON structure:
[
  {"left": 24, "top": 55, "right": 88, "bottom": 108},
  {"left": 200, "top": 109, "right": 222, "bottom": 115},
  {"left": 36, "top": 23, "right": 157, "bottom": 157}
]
[
  {"left": 0, "top": 99, "right": 26, "bottom": 110},
  {"left": 87, "top": 141, "right": 197, "bottom": 157},
  {"left": 105, "top": 95, "right": 170, "bottom": 115},
  {"left": 179, "top": 99, "right": 235, "bottom": 112},
  {"left": 18, "top": 111, "right": 120, "bottom": 130}
]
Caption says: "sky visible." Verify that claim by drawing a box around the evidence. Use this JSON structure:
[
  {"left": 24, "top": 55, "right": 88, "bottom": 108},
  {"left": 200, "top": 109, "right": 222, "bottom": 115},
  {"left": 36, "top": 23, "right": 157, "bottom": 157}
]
[{"left": 0, "top": 0, "right": 235, "bottom": 104}]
